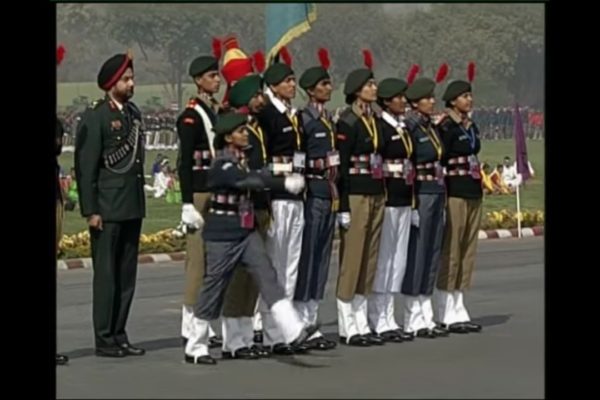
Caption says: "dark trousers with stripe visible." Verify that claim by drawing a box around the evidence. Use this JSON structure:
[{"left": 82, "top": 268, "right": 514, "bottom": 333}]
[
  {"left": 195, "top": 231, "right": 285, "bottom": 321},
  {"left": 294, "top": 197, "right": 336, "bottom": 302},
  {"left": 401, "top": 194, "right": 445, "bottom": 296}
]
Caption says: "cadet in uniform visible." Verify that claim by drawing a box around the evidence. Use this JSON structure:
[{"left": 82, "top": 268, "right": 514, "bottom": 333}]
[
  {"left": 75, "top": 52, "right": 146, "bottom": 357},
  {"left": 368, "top": 77, "right": 415, "bottom": 343},
  {"left": 176, "top": 52, "right": 222, "bottom": 348},
  {"left": 336, "top": 50, "right": 386, "bottom": 347},
  {"left": 293, "top": 48, "right": 338, "bottom": 351},
  {"left": 257, "top": 48, "right": 307, "bottom": 354},
  {"left": 220, "top": 72, "right": 274, "bottom": 360},
  {"left": 183, "top": 112, "right": 314, "bottom": 365},
  {"left": 401, "top": 65, "right": 450, "bottom": 339},
  {"left": 435, "top": 63, "right": 483, "bottom": 334}
]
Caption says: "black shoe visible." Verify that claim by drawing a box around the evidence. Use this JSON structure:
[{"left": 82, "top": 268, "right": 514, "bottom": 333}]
[
  {"left": 444, "top": 322, "right": 470, "bottom": 334},
  {"left": 184, "top": 354, "right": 217, "bottom": 365},
  {"left": 95, "top": 347, "right": 127, "bottom": 358},
  {"left": 306, "top": 337, "right": 337, "bottom": 350},
  {"left": 394, "top": 329, "right": 415, "bottom": 341},
  {"left": 380, "top": 330, "right": 404, "bottom": 343},
  {"left": 221, "top": 347, "right": 259, "bottom": 360},
  {"left": 56, "top": 354, "right": 69, "bottom": 365},
  {"left": 416, "top": 328, "right": 437, "bottom": 339},
  {"left": 209, "top": 335, "right": 223, "bottom": 348},
  {"left": 340, "top": 334, "right": 371, "bottom": 346},
  {"left": 463, "top": 322, "right": 482, "bottom": 332},
  {"left": 250, "top": 344, "right": 271, "bottom": 358},
  {"left": 253, "top": 330, "right": 263, "bottom": 344},
  {"left": 289, "top": 323, "right": 320, "bottom": 348},
  {"left": 363, "top": 333, "right": 385, "bottom": 345},
  {"left": 181, "top": 336, "right": 188, "bottom": 347},
  {"left": 119, "top": 342, "right": 146, "bottom": 356},
  {"left": 271, "top": 343, "right": 295, "bottom": 355},
  {"left": 431, "top": 326, "right": 450, "bottom": 337},
  {"left": 291, "top": 342, "right": 310, "bottom": 354}
]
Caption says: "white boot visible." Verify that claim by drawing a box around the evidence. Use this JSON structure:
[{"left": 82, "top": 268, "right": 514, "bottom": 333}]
[{"left": 337, "top": 297, "right": 359, "bottom": 342}]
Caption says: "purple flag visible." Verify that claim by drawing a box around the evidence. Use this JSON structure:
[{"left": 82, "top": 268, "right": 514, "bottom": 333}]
[{"left": 514, "top": 103, "right": 531, "bottom": 182}]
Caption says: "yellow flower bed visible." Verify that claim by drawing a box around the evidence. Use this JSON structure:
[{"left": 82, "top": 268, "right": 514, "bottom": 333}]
[
  {"left": 481, "top": 209, "right": 544, "bottom": 230},
  {"left": 59, "top": 228, "right": 186, "bottom": 259}
]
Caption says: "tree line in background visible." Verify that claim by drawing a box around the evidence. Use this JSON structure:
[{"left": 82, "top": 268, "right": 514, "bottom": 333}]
[{"left": 57, "top": 3, "right": 544, "bottom": 109}]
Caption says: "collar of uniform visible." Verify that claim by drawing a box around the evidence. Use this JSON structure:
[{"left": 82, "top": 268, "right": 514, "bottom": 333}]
[
  {"left": 265, "top": 87, "right": 296, "bottom": 115},
  {"left": 305, "top": 102, "right": 327, "bottom": 120},
  {"left": 106, "top": 94, "right": 124, "bottom": 111},
  {"left": 415, "top": 111, "right": 432, "bottom": 127},
  {"left": 197, "top": 92, "right": 219, "bottom": 112},
  {"left": 351, "top": 101, "right": 373, "bottom": 119},
  {"left": 382, "top": 111, "right": 406, "bottom": 129},
  {"left": 220, "top": 146, "right": 245, "bottom": 162},
  {"left": 447, "top": 108, "right": 472, "bottom": 128}
]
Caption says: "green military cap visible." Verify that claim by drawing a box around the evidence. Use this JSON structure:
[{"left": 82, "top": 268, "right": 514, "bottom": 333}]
[
  {"left": 97, "top": 52, "right": 133, "bottom": 90},
  {"left": 229, "top": 74, "right": 263, "bottom": 108},
  {"left": 442, "top": 80, "right": 472, "bottom": 102},
  {"left": 405, "top": 77, "right": 436, "bottom": 102},
  {"left": 213, "top": 112, "right": 248, "bottom": 136},
  {"left": 299, "top": 66, "right": 330, "bottom": 90},
  {"left": 377, "top": 78, "right": 408, "bottom": 100},
  {"left": 343, "top": 68, "right": 373, "bottom": 96},
  {"left": 264, "top": 63, "right": 294, "bottom": 86},
  {"left": 189, "top": 56, "right": 219, "bottom": 78}
]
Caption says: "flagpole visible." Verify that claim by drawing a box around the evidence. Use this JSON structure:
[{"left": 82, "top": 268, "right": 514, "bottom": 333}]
[{"left": 516, "top": 177, "right": 522, "bottom": 238}]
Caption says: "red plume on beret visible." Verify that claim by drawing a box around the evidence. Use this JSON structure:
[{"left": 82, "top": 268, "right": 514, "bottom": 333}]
[{"left": 362, "top": 49, "right": 373, "bottom": 70}]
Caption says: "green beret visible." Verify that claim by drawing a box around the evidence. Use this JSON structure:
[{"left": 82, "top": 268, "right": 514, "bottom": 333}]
[
  {"left": 343, "top": 68, "right": 374, "bottom": 97},
  {"left": 189, "top": 56, "right": 219, "bottom": 78},
  {"left": 377, "top": 78, "right": 408, "bottom": 100},
  {"left": 264, "top": 63, "right": 294, "bottom": 86},
  {"left": 299, "top": 66, "right": 330, "bottom": 90},
  {"left": 97, "top": 53, "right": 133, "bottom": 90},
  {"left": 442, "top": 80, "right": 472, "bottom": 102},
  {"left": 405, "top": 77, "right": 436, "bottom": 102},
  {"left": 229, "top": 75, "right": 263, "bottom": 108},
  {"left": 213, "top": 112, "right": 248, "bottom": 136}
]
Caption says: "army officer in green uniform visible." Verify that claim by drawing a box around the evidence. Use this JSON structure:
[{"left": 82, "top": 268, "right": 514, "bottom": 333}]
[{"left": 75, "top": 52, "right": 146, "bottom": 358}]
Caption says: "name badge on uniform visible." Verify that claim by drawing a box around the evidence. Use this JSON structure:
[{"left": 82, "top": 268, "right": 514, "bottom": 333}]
[
  {"left": 391, "top": 135, "right": 401, "bottom": 141},
  {"left": 315, "top": 132, "right": 327, "bottom": 138},
  {"left": 293, "top": 151, "right": 306, "bottom": 170},
  {"left": 326, "top": 150, "right": 340, "bottom": 167},
  {"left": 435, "top": 161, "right": 445, "bottom": 186},
  {"left": 458, "top": 134, "right": 469, "bottom": 141},
  {"left": 370, "top": 153, "right": 383, "bottom": 180},
  {"left": 282, "top": 126, "right": 293, "bottom": 133},
  {"left": 419, "top": 136, "right": 430, "bottom": 143},
  {"left": 404, "top": 159, "right": 415, "bottom": 185},
  {"left": 468, "top": 155, "right": 481, "bottom": 179},
  {"left": 239, "top": 198, "right": 255, "bottom": 229}
]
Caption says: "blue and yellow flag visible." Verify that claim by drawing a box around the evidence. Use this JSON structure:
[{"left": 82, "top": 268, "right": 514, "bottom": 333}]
[{"left": 265, "top": 3, "right": 317, "bottom": 64}]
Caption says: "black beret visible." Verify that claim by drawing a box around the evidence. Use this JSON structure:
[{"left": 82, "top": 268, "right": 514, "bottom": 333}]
[
  {"left": 442, "top": 80, "right": 472, "bottom": 102},
  {"left": 264, "top": 63, "right": 294, "bottom": 86},
  {"left": 189, "top": 56, "right": 219, "bottom": 78},
  {"left": 405, "top": 77, "right": 436, "bottom": 102},
  {"left": 377, "top": 78, "right": 408, "bottom": 100},
  {"left": 299, "top": 66, "right": 330, "bottom": 90},
  {"left": 229, "top": 74, "right": 263, "bottom": 108}
]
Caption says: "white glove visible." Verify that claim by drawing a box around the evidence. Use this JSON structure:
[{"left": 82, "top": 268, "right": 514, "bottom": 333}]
[
  {"left": 411, "top": 209, "right": 420, "bottom": 228},
  {"left": 181, "top": 203, "right": 204, "bottom": 230},
  {"left": 284, "top": 173, "right": 305, "bottom": 195},
  {"left": 337, "top": 212, "right": 351, "bottom": 230}
]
